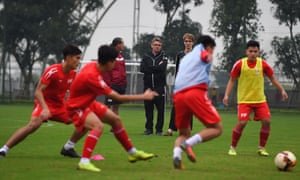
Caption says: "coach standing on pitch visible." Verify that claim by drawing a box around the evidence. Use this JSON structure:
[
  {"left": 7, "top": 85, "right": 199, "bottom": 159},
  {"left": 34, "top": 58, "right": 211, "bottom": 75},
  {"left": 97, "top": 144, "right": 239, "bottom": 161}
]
[{"left": 140, "top": 37, "right": 168, "bottom": 136}]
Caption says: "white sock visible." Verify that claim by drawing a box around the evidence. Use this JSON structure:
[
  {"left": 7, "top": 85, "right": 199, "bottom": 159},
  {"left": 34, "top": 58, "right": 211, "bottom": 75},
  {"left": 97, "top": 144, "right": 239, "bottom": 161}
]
[
  {"left": 173, "top": 147, "right": 182, "bottom": 159},
  {"left": 80, "top": 158, "right": 90, "bottom": 164},
  {"left": 64, "top": 140, "right": 75, "bottom": 150},
  {"left": 186, "top": 134, "right": 203, "bottom": 146},
  {"left": 128, "top": 147, "right": 137, "bottom": 155},
  {"left": 0, "top": 145, "right": 10, "bottom": 153}
]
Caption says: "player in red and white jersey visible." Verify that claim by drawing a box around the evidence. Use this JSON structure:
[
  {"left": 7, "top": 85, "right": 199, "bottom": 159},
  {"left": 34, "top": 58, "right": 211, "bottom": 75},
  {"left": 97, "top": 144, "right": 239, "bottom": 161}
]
[
  {"left": 67, "top": 45, "right": 157, "bottom": 172},
  {"left": 0, "top": 44, "right": 85, "bottom": 158}
]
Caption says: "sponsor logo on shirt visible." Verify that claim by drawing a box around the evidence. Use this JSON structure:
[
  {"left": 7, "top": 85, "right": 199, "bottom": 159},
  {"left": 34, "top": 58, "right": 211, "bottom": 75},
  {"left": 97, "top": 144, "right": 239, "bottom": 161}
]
[{"left": 45, "top": 68, "right": 58, "bottom": 79}]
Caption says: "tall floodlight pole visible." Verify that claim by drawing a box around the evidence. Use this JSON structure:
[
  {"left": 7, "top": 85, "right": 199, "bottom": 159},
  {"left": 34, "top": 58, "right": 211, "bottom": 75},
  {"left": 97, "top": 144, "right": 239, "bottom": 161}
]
[{"left": 130, "top": 0, "right": 140, "bottom": 94}]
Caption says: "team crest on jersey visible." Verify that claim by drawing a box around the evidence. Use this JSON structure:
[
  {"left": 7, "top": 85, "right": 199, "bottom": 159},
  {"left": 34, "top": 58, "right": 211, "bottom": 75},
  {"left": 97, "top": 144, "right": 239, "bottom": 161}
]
[
  {"left": 255, "top": 69, "right": 260, "bottom": 74},
  {"left": 98, "top": 76, "right": 108, "bottom": 88},
  {"left": 67, "top": 79, "right": 73, "bottom": 84},
  {"left": 45, "top": 68, "right": 58, "bottom": 79}
]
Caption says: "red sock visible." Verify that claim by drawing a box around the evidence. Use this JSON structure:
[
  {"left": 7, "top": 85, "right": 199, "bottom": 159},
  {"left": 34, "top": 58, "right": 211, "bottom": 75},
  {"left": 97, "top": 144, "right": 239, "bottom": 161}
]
[
  {"left": 112, "top": 124, "right": 133, "bottom": 151},
  {"left": 231, "top": 125, "right": 243, "bottom": 148},
  {"left": 259, "top": 126, "right": 270, "bottom": 147},
  {"left": 82, "top": 129, "right": 102, "bottom": 158}
]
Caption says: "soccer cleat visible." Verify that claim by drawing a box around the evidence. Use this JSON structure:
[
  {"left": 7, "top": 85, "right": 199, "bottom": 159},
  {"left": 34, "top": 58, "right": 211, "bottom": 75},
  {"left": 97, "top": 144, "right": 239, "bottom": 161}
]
[
  {"left": 143, "top": 130, "right": 153, "bottom": 135},
  {"left": 180, "top": 142, "right": 196, "bottom": 163},
  {"left": 228, "top": 147, "right": 237, "bottom": 156},
  {"left": 173, "top": 157, "right": 185, "bottom": 170},
  {"left": 0, "top": 151, "right": 6, "bottom": 158},
  {"left": 128, "top": 150, "right": 155, "bottom": 163},
  {"left": 77, "top": 162, "right": 101, "bottom": 172},
  {"left": 61, "top": 147, "right": 81, "bottom": 158},
  {"left": 257, "top": 148, "right": 269, "bottom": 156}
]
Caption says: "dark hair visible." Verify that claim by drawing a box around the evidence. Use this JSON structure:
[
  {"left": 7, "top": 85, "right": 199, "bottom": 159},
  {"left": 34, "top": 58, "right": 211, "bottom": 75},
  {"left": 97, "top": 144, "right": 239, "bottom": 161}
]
[
  {"left": 97, "top": 45, "right": 119, "bottom": 65},
  {"left": 196, "top": 35, "right": 216, "bottom": 48},
  {"left": 111, "top": 37, "right": 123, "bottom": 47},
  {"left": 246, "top": 40, "right": 260, "bottom": 49},
  {"left": 62, "top": 44, "right": 82, "bottom": 59}
]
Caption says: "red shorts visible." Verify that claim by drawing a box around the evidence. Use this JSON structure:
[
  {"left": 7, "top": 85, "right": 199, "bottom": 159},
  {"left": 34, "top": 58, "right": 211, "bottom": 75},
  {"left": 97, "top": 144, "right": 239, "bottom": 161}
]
[
  {"left": 68, "top": 101, "right": 108, "bottom": 132},
  {"left": 174, "top": 88, "right": 221, "bottom": 129},
  {"left": 237, "top": 102, "right": 271, "bottom": 121},
  {"left": 31, "top": 102, "right": 70, "bottom": 124}
]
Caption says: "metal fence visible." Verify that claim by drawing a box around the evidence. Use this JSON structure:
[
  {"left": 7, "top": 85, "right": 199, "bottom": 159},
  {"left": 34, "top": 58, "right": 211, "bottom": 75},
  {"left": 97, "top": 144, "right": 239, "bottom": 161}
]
[{"left": 1, "top": 60, "right": 299, "bottom": 109}]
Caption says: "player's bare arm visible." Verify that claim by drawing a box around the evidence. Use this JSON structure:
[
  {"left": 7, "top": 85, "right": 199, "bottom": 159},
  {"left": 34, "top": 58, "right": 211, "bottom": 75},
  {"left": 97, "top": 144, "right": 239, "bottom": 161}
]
[
  {"left": 107, "top": 89, "right": 158, "bottom": 102},
  {"left": 223, "top": 77, "right": 236, "bottom": 106},
  {"left": 35, "top": 81, "right": 51, "bottom": 119},
  {"left": 268, "top": 75, "right": 288, "bottom": 101}
]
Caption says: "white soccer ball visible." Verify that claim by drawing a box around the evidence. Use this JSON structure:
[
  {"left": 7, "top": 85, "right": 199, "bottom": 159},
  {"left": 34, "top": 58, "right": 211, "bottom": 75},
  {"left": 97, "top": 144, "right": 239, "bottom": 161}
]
[{"left": 274, "top": 151, "right": 297, "bottom": 171}]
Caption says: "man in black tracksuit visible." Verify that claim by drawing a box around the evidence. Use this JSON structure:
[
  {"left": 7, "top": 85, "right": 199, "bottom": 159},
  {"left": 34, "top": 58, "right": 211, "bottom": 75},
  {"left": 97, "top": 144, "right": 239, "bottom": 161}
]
[{"left": 140, "top": 37, "right": 168, "bottom": 135}]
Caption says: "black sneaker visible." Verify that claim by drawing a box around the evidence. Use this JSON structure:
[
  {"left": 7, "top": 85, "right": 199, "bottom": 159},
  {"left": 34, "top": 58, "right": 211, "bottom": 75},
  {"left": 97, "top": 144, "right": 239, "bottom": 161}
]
[
  {"left": 143, "top": 130, "right": 153, "bottom": 135},
  {"left": 0, "top": 151, "right": 6, "bottom": 158},
  {"left": 156, "top": 132, "right": 162, "bottom": 136},
  {"left": 60, "top": 148, "right": 80, "bottom": 158}
]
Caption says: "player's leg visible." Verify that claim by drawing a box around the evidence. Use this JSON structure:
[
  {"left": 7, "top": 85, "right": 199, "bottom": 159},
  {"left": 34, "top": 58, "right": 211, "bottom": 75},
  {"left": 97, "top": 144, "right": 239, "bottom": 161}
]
[
  {"left": 0, "top": 115, "right": 44, "bottom": 157},
  {"left": 53, "top": 111, "right": 86, "bottom": 158},
  {"left": 77, "top": 112, "right": 104, "bottom": 172},
  {"left": 254, "top": 102, "right": 271, "bottom": 156},
  {"left": 61, "top": 129, "right": 87, "bottom": 158},
  {"left": 143, "top": 99, "right": 154, "bottom": 135},
  {"left": 173, "top": 128, "right": 190, "bottom": 169},
  {"left": 154, "top": 94, "right": 165, "bottom": 135},
  {"left": 228, "top": 104, "right": 251, "bottom": 155},
  {"left": 172, "top": 91, "right": 191, "bottom": 169},
  {"left": 180, "top": 88, "right": 222, "bottom": 162},
  {"left": 99, "top": 107, "right": 155, "bottom": 163}
]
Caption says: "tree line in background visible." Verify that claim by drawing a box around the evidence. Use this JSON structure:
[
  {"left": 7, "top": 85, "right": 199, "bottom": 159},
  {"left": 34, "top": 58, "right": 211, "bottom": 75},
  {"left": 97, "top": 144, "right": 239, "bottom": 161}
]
[{"left": 0, "top": 0, "right": 299, "bottom": 101}]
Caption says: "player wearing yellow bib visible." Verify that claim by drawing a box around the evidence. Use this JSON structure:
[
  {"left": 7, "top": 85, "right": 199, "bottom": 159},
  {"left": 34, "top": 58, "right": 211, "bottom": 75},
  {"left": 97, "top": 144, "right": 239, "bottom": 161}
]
[{"left": 223, "top": 40, "right": 288, "bottom": 156}]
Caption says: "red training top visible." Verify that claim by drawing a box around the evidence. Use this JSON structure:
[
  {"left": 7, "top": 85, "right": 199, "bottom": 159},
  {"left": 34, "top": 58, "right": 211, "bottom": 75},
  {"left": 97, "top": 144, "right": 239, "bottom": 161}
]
[
  {"left": 38, "top": 63, "right": 76, "bottom": 109},
  {"left": 230, "top": 58, "right": 274, "bottom": 78},
  {"left": 67, "top": 61, "right": 112, "bottom": 110}
]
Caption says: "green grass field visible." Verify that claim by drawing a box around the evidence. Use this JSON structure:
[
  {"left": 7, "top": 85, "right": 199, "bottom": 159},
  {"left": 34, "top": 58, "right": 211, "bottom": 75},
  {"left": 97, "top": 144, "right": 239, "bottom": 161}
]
[{"left": 0, "top": 104, "right": 299, "bottom": 180}]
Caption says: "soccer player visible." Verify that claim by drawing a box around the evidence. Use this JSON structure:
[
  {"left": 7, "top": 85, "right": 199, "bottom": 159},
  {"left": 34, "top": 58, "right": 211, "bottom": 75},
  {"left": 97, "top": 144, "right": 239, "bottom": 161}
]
[
  {"left": 66, "top": 45, "right": 157, "bottom": 172},
  {"left": 172, "top": 35, "right": 222, "bottom": 169},
  {"left": 223, "top": 40, "right": 288, "bottom": 156},
  {"left": 0, "top": 44, "right": 85, "bottom": 158},
  {"left": 165, "top": 33, "right": 194, "bottom": 136}
]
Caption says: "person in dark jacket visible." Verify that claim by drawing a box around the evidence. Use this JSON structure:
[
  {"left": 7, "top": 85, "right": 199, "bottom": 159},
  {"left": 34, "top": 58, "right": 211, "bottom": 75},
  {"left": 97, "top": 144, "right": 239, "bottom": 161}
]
[
  {"left": 140, "top": 37, "right": 168, "bottom": 135},
  {"left": 165, "top": 33, "right": 195, "bottom": 136}
]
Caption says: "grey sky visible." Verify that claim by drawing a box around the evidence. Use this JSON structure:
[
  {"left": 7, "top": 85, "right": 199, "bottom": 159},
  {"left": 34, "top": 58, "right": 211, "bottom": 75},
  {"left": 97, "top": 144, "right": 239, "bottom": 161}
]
[{"left": 83, "top": 0, "right": 300, "bottom": 66}]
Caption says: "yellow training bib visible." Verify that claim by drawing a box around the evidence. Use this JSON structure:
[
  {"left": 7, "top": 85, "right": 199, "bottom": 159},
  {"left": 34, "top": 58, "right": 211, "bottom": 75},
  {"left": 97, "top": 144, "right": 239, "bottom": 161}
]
[{"left": 237, "top": 57, "right": 266, "bottom": 104}]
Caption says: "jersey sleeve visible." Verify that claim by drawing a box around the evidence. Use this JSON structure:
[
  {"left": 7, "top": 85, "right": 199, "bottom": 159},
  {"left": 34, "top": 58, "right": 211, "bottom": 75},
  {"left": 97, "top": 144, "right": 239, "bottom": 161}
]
[
  {"left": 230, "top": 60, "right": 242, "bottom": 78},
  {"left": 200, "top": 50, "right": 209, "bottom": 62},
  {"left": 262, "top": 60, "right": 274, "bottom": 77},
  {"left": 40, "top": 66, "right": 58, "bottom": 85}
]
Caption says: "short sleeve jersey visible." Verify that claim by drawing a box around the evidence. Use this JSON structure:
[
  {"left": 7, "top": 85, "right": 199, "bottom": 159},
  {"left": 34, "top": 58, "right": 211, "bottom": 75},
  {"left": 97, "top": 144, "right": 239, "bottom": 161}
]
[
  {"left": 67, "top": 61, "right": 112, "bottom": 110},
  {"left": 230, "top": 58, "right": 274, "bottom": 78},
  {"left": 39, "top": 63, "right": 76, "bottom": 108}
]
